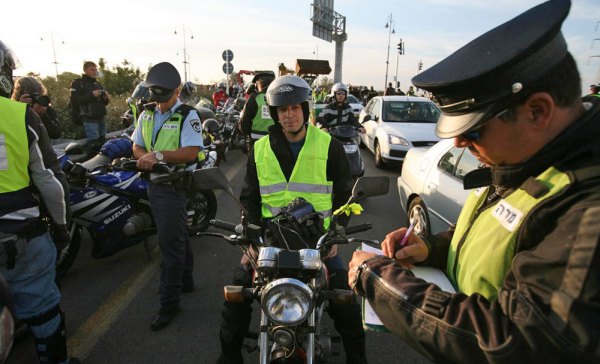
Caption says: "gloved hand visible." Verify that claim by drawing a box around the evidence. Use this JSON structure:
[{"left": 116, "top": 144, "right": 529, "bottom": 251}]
[{"left": 50, "top": 224, "right": 70, "bottom": 251}]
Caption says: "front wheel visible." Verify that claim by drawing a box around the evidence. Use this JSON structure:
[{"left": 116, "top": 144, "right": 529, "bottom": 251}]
[
  {"left": 187, "top": 189, "right": 218, "bottom": 233},
  {"left": 407, "top": 197, "right": 431, "bottom": 236},
  {"left": 56, "top": 223, "right": 83, "bottom": 281},
  {"left": 374, "top": 141, "right": 386, "bottom": 169}
]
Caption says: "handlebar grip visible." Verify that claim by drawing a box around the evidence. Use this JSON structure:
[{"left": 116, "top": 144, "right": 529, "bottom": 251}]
[
  {"left": 344, "top": 223, "right": 372, "bottom": 235},
  {"left": 210, "top": 219, "right": 238, "bottom": 232}
]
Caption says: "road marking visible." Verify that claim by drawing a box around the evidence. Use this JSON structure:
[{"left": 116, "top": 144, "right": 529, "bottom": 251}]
[{"left": 67, "top": 246, "right": 160, "bottom": 360}]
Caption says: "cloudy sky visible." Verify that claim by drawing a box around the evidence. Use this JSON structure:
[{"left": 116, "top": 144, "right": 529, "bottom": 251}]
[{"left": 5, "top": 0, "right": 600, "bottom": 92}]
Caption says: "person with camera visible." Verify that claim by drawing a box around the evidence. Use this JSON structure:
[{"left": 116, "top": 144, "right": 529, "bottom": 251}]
[
  {"left": 131, "top": 62, "right": 204, "bottom": 332},
  {"left": 0, "top": 40, "right": 78, "bottom": 364},
  {"left": 11, "top": 76, "right": 61, "bottom": 140},
  {"left": 217, "top": 75, "right": 367, "bottom": 364},
  {"left": 348, "top": 1, "right": 600, "bottom": 363},
  {"left": 69, "top": 61, "right": 110, "bottom": 156}
]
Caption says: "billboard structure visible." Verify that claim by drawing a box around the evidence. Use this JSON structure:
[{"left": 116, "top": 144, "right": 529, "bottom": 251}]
[{"left": 310, "top": 1, "right": 347, "bottom": 83}]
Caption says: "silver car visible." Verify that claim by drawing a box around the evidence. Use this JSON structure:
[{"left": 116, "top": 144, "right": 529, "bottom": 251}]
[
  {"left": 397, "top": 139, "right": 481, "bottom": 235},
  {"left": 359, "top": 96, "right": 440, "bottom": 168}
]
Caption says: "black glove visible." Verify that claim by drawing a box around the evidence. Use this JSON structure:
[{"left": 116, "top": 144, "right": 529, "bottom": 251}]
[{"left": 50, "top": 224, "right": 70, "bottom": 251}]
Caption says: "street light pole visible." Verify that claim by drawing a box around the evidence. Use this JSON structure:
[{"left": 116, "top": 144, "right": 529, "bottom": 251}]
[
  {"left": 174, "top": 24, "right": 193, "bottom": 82},
  {"left": 394, "top": 38, "right": 404, "bottom": 89},
  {"left": 40, "top": 32, "right": 63, "bottom": 80},
  {"left": 384, "top": 13, "right": 395, "bottom": 90}
]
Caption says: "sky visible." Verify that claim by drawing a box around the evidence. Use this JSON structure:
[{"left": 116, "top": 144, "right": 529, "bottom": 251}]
[{"left": 4, "top": 0, "right": 600, "bottom": 93}]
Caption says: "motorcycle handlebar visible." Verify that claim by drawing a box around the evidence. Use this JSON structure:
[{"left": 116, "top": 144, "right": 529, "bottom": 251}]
[
  {"left": 343, "top": 223, "right": 372, "bottom": 235},
  {"left": 210, "top": 219, "right": 238, "bottom": 233},
  {"left": 115, "top": 160, "right": 173, "bottom": 174}
]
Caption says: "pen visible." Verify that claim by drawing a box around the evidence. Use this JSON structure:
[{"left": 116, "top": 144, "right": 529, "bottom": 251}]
[{"left": 398, "top": 221, "right": 416, "bottom": 248}]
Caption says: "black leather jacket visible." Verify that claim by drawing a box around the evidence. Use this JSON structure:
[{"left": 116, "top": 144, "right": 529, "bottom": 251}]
[
  {"left": 354, "top": 97, "right": 600, "bottom": 363},
  {"left": 70, "top": 74, "right": 109, "bottom": 121}
]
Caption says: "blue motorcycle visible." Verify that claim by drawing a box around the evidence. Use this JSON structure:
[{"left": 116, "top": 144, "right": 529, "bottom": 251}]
[{"left": 55, "top": 139, "right": 217, "bottom": 279}]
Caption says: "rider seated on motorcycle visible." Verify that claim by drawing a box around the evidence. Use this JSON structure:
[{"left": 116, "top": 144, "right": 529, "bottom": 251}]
[
  {"left": 217, "top": 75, "right": 368, "bottom": 364},
  {"left": 318, "top": 82, "right": 366, "bottom": 134}
]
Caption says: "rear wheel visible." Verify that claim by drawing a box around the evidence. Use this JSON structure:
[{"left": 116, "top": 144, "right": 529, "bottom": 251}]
[
  {"left": 407, "top": 197, "right": 431, "bottom": 236},
  {"left": 56, "top": 223, "right": 83, "bottom": 281},
  {"left": 187, "top": 190, "right": 218, "bottom": 233}
]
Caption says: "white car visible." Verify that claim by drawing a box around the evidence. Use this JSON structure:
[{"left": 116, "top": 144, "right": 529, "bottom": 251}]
[
  {"left": 397, "top": 139, "right": 480, "bottom": 235},
  {"left": 359, "top": 96, "right": 440, "bottom": 168}
]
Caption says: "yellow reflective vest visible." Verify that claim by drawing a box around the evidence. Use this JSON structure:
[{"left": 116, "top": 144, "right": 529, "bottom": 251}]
[
  {"left": 250, "top": 93, "right": 274, "bottom": 138},
  {"left": 447, "top": 166, "right": 571, "bottom": 300},
  {"left": 254, "top": 125, "right": 333, "bottom": 228}
]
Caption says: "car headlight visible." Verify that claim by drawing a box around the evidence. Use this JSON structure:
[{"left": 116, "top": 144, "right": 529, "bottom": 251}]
[
  {"left": 343, "top": 144, "right": 359, "bottom": 153},
  {"left": 389, "top": 135, "right": 409, "bottom": 146},
  {"left": 261, "top": 278, "right": 313, "bottom": 326}
]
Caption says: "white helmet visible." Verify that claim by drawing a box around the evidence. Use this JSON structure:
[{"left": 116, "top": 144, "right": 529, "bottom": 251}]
[{"left": 331, "top": 82, "right": 349, "bottom": 96}]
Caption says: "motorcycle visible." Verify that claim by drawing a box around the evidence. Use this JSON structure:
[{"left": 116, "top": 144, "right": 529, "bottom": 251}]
[
  {"left": 193, "top": 167, "right": 389, "bottom": 363},
  {"left": 55, "top": 146, "right": 218, "bottom": 279},
  {"left": 215, "top": 100, "right": 246, "bottom": 152},
  {"left": 328, "top": 125, "right": 365, "bottom": 179}
]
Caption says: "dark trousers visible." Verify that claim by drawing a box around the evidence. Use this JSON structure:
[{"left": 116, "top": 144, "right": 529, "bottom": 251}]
[
  {"left": 148, "top": 183, "right": 193, "bottom": 309},
  {"left": 218, "top": 255, "right": 367, "bottom": 364}
]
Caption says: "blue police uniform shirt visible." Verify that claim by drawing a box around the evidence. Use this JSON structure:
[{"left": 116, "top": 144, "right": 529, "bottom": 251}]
[{"left": 132, "top": 99, "right": 204, "bottom": 149}]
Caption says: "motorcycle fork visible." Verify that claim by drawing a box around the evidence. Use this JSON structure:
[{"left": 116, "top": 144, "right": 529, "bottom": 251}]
[{"left": 259, "top": 312, "right": 268, "bottom": 364}]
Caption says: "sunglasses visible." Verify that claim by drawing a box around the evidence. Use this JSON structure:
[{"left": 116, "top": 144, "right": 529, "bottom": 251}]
[{"left": 459, "top": 108, "right": 508, "bottom": 142}]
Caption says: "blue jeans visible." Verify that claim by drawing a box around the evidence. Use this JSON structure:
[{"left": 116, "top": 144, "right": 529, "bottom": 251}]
[
  {"left": 1, "top": 232, "right": 62, "bottom": 338},
  {"left": 82, "top": 119, "right": 106, "bottom": 142}
]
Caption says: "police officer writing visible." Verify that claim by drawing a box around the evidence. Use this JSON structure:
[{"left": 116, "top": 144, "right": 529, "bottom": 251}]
[
  {"left": 348, "top": 0, "right": 600, "bottom": 363},
  {"left": 238, "top": 72, "right": 275, "bottom": 145},
  {"left": 0, "top": 40, "right": 79, "bottom": 364},
  {"left": 217, "top": 75, "right": 367, "bottom": 364},
  {"left": 131, "top": 62, "right": 204, "bottom": 331}
]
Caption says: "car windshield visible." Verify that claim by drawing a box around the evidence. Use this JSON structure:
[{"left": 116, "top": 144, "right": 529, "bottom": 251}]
[
  {"left": 383, "top": 101, "right": 440, "bottom": 123},
  {"left": 347, "top": 95, "right": 360, "bottom": 104}
]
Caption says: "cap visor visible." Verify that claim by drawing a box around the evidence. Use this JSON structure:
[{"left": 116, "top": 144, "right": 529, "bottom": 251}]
[
  {"left": 150, "top": 89, "right": 174, "bottom": 103},
  {"left": 436, "top": 104, "right": 497, "bottom": 138}
]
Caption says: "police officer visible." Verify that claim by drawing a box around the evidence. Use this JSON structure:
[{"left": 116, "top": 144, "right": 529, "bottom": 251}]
[
  {"left": 0, "top": 40, "right": 78, "bottom": 363},
  {"left": 589, "top": 84, "right": 600, "bottom": 97},
  {"left": 349, "top": 1, "right": 600, "bottom": 362},
  {"left": 131, "top": 62, "right": 204, "bottom": 331},
  {"left": 238, "top": 72, "right": 276, "bottom": 145},
  {"left": 217, "top": 75, "right": 367, "bottom": 364}
]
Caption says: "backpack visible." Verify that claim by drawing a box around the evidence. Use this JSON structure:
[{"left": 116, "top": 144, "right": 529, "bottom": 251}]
[{"left": 68, "top": 78, "right": 84, "bottom": 125}]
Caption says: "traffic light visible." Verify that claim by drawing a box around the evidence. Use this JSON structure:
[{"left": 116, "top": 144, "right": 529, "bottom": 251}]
[
  {"left": 397, "top": 39, "right": 404, "bottom": 55},
  {"left": 418, "top": 60, "right": 423, "bottom": 71}
]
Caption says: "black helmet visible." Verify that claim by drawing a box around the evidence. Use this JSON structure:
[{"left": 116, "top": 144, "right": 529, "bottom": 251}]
[
  {"left": 203, "top": 118, "right": 220, "bottom": 134},
  {"left": 266, "top": 75, "right": 311, "bottom": 123},
  {"left": 0, "top": 40, "right": 18, "bottom": 98},
  {"left": 182, "top": 81, "right": 195, "bottom": 97}
]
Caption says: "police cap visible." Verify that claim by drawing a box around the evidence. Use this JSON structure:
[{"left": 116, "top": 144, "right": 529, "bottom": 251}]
[
  {"left": 412, "top": 0, "right": 571, "bottom": 138},
  {"left": 146, "top": 62, "right": 181, "bottom": 103}
]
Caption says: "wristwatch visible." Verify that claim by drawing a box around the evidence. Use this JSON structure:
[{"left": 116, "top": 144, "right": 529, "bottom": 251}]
[{"left": 154, "top": 151, "right": 164, "bottom": 162}]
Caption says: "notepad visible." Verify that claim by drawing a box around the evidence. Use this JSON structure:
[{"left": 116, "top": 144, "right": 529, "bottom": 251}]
[{"left": 360, "top": 243, "right": 456, "bottom": 331}]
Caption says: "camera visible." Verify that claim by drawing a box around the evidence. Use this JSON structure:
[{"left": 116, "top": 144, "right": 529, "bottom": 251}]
[{"left": 30, "top": 93, "right": 51, "bottom": 107}]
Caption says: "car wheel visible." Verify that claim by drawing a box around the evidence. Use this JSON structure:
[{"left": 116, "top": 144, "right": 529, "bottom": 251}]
[
  {"left": 407, "top": 197, "right": 431, "bottom": 236},
  {"left": 374, "top": 141, "right": 386, "bottom": 169}
]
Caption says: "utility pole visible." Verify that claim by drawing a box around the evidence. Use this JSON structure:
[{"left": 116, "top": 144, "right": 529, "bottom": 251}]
[
  {"left": 174, "top": 24, "right": 194, "bottom": 82},
  {"left": 394, "top": 38, "right": 404, "bottom": 89}
]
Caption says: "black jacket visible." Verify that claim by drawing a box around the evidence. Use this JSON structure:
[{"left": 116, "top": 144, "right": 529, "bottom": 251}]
[
  {"left": 355, "top": 97, "right": 600, "bottom": 363},
  {"left": 40, "top": 106, "right": 61, "bottom": 139},
  {"left": 318, "top": 102, "right": 361, "bottom": 129},
  {"left": 240, "top": 124, "right": 353, "bottom": 227},
  {"left": 70, "top": 74, "right": 109, "bottom": 121},
  {"left": 239, "top": 92, "right": 261, "bottom": 135}
]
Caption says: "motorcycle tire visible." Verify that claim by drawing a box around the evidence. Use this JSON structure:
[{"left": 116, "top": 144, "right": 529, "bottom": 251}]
[
  {"left": 187, "top": 189, "right": 218, "bottom": 234},
  {"left": 55, "top": 223, "right": 83, "bottom": 281}
]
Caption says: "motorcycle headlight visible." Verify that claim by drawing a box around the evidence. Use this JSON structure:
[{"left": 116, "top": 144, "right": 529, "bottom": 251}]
[
  {"left": 343, "top": 144, "right": 359, "bottom": 153},
  {"left": 261, "top": 278, "right": 313, "bottom": 326},
  {"left": 388, "top": 135, "right": 409, "bottom": 146}
]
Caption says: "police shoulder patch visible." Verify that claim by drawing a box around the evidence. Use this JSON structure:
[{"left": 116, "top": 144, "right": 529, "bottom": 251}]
[{"left": 191, "top": 119, "right": 202, "bottom": 133}]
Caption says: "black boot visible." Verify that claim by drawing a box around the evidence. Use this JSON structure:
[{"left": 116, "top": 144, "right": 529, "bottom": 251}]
[{"left": 30, "top": 310, "right": 80, "bottom": 364}]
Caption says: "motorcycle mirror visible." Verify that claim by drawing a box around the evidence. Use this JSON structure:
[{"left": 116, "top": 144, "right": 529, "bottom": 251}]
[
  {"left": 192, "top": 167, "right": 242, "bottom": 210},
  {"left": 350, "top": 176, "right": 389, "bottom": 202}
]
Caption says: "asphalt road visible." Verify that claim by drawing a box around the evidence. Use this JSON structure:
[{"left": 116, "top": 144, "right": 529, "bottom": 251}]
[{"left": 8, "top": 148, "right": 433, "bottom": 364}]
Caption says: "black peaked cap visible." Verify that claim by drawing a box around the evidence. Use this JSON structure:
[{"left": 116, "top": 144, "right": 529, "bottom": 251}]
[
  {"left": 412, "top": 0, "right": 571, "bottom": 138},
  {"left": 146, "top": 62, "right": 181, "bottom": 90}
]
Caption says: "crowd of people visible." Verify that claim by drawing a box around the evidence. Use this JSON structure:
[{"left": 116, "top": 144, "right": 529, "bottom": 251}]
[{"left": 1, "top": 0, "right": 599, "bottom": 363}]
